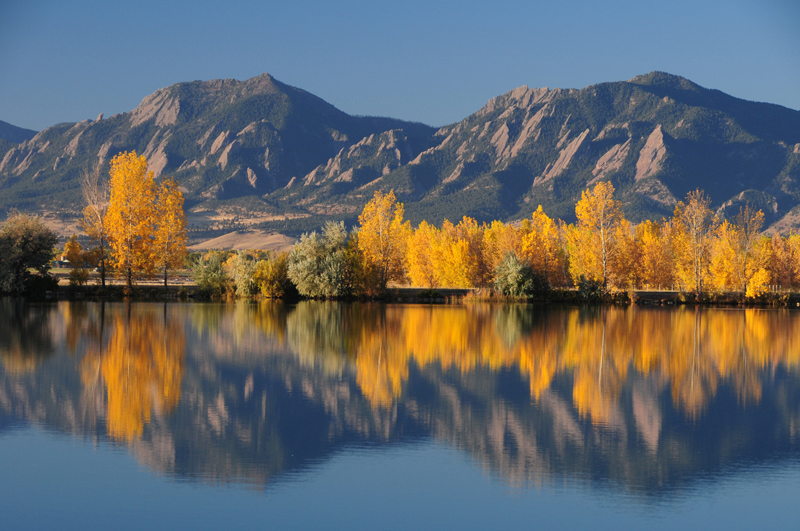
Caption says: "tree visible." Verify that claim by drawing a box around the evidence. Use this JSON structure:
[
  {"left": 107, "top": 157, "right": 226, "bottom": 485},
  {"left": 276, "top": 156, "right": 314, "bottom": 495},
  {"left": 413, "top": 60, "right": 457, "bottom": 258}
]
[
  {"left": 566, "top": 182, "right": 626, "bottom": 289},
  {"left": 192, "top": 252, "right": 230, "bottom": 298},
  {"left": 288, "top": 221, "right": 354, "bottom": 298},
  {"left": 708, "top": 206, "right": 770, "bottom": 296},
  {"left": 254, "top": 252, "right": 294, "bottom": 298},
  {"left": 356, "top": 190, "right": 410, "bottom": 290},
  {"left": 79, "top": 164, "right": 110, "bottom": 287},
  {"left": 104, "top": 151, "right": 156, "bottom": 291},
  {"left": 672, "top": 190, "right": 718, "bottom": 295},
  {"left": 494, "top": 252, "right": 547, "bottom": 297},
  {"left": 63, "top": 235, "right": 84, "bottom": 266},
  {"left": 522, "top": 206, "right": 566, "bottom": 287},
  {"left": 635, "top": 219, "right": 676, "bottom": 289},
  {"left": 0, "top": 212, "right": 58, "bottom": 294},
  {"left": 152, "top": 178, "right": 188, "bottom": 287},
  {"left": 405, "top": 221, "right": 439, "bottom": 289}
]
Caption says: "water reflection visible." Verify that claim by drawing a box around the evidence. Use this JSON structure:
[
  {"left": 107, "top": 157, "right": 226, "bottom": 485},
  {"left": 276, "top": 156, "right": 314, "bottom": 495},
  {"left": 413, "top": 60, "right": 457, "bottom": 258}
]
[{"left": 2, "top": 300, "right": 800, "bottom": 496}]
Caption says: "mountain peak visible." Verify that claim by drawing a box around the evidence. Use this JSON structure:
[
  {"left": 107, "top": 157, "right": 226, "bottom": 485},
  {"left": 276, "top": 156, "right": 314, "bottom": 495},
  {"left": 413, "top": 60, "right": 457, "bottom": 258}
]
[{"left": 627, "top": 71, "right": 704, "bottom": 92}]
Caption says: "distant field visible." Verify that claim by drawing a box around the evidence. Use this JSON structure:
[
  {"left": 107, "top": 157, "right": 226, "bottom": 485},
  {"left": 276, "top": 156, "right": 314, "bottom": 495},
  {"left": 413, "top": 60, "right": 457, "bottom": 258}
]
[{"left": 188, "top": 230, "right": 297, "bottom": 252}]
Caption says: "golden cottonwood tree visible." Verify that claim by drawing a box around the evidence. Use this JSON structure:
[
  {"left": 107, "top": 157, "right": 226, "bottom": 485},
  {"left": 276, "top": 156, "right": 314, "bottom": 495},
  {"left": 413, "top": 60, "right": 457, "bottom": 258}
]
[
  {"left": 672, "top": 190, "right": 718, "bottom": 295},
  {"left": 105, "top": 152, "right": 156, "bottom": 290},
  {"left": 708, "top": 207, "right": 771, "bottom": 297},
  {"left": 406, "top": 220, "right": 439, "bottom": 288},
  {"left": 357, "top": 190, "right": 410, "bottom": 290},
  {"left": 566, "top": 182, "right": 626, "bottom": 288},
  {"left": 153, "top": 178, "right": 188, "bottom": 287},
  {"left": 635, "top": 219, "right": 676, "bottom": 289},
  {"left": 521, "top": 206, "right": 567, "bottom": 287},
  {"left": 768, "top": 233, "right": 800, "bottom": 289}
]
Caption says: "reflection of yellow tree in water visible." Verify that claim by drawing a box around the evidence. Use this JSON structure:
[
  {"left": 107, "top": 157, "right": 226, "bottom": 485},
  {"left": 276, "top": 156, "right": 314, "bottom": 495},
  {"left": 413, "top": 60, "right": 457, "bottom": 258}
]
[
  {"left": 284, "top": 304, "right": 800, "bottom": 419},
  {"left": 82, "top": 308, "right": 185, "bottom": 440}
]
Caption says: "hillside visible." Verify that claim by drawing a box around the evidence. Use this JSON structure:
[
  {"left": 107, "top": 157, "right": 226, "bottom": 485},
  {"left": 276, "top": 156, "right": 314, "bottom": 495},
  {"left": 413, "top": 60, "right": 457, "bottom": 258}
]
[
  {"left": 2, "top": 72, "right": 800, "bottom": 232},
  {"left": 273, "top": 72, "right": 800, "bottom": 228},
  {"left": 0, "top": 73, "right": 435, "bottom": 212}
]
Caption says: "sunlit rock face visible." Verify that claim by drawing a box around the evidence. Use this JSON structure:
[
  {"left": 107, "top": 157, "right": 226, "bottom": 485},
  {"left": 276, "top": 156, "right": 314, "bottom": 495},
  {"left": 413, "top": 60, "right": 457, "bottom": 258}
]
[{"left": 2, "top": 301, "right": 800, "bottom": 495}]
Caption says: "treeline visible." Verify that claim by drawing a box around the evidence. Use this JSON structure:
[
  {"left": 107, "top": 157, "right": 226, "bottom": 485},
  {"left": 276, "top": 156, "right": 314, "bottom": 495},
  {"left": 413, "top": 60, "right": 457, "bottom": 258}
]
[{"left": 191, "top": 182, "right": 797, "bottom": 301}]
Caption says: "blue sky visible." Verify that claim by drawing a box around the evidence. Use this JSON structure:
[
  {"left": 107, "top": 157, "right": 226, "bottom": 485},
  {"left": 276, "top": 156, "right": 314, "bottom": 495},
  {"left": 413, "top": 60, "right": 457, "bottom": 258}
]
[{"left": 1, "top": 0, "right": 798, "bottom": 131}]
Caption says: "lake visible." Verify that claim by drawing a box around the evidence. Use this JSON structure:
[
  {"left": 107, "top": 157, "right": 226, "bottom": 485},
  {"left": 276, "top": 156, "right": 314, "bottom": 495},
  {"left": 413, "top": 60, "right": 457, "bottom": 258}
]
[{"left": 1, "top": 299, "right": 800, "bottom": 530}]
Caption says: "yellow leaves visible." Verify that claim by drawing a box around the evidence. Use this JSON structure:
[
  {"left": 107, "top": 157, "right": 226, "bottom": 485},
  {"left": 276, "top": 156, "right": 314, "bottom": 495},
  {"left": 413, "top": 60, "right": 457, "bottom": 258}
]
[
  {"left": 153, "top": 178, "right": 188, "bottom": 282},
  {"left": 405, "top": 220, "right": 438, "bottom": 288},
  {"left": 356, "top": 190, "right": 410, "bottom": 289},
  {"left": 105, "top": 151, "right": 156, "bottom": 287},
  {"left": 102, "top": 151, "right": 188, "bottom": 288},
  {"left": 567, "top": 182, "right": 626, "bottom": 288}
]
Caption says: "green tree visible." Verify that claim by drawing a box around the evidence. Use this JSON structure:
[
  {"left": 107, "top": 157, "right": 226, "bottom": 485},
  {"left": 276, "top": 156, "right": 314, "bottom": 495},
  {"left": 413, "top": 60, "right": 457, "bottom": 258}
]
[{"left": 0, "top": 212, "right": 58, "bottom": 294}]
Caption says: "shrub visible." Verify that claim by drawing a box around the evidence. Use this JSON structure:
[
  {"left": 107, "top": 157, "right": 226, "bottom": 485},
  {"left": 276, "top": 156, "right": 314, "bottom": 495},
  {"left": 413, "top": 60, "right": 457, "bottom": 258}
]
[
  {"left": 69, "top": 268, "right": 89, "bottom": 287},
  {"left": 254, "top": 252, "right": 296, "bottom": 299},
  {"left": 192, "top": 253, "right": 230, "bottom": 299},
  {"left": 493, "top": 252, "right": 548, "bottom": 298},
  {"left": 0, "top": 212, "right": 58, "bottom": 294}
]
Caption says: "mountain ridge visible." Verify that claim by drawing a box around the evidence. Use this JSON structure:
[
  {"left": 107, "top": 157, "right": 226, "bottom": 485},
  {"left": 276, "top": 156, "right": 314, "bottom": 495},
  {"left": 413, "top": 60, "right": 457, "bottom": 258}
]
[{"left": 2, "top": 71, "right": 800, "bottom": 233}]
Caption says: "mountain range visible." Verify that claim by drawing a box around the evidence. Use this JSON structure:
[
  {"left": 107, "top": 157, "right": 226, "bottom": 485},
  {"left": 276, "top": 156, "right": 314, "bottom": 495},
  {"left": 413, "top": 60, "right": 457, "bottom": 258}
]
[{"left": 2, "top": 72, "right": 800, "bottom": 232}]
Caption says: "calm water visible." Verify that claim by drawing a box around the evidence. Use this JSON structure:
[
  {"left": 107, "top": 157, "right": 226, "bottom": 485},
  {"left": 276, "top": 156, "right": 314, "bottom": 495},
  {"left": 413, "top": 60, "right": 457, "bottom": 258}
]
[{"left": 2, "top": 300, "right": 800, "bottom": 530}]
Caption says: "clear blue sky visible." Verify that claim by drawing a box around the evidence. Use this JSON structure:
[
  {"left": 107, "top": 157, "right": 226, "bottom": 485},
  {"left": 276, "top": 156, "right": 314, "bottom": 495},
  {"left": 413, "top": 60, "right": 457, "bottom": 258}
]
[{"left": 1, "top": 0, "right": 798, "bottom": 131}]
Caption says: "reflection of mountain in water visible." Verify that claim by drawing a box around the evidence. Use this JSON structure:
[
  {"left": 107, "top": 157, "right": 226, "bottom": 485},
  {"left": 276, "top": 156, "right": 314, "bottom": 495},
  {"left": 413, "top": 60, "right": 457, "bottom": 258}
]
[{"left": 1, "top": 300, "right": 800, "bottom": 496}]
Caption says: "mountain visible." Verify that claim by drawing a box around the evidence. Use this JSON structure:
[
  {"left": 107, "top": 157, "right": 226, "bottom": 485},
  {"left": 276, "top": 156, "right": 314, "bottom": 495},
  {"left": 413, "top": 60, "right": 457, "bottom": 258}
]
[
  {"left": 0, "top": 120, "right": 36, "bottom": 144},
  {"left": 0, "top": 73, "right": 435, "bottom": 212},
  {"left": 2, "top": 72, "right": 800, "bottom": 232},
  {"left": 273, "top": 71, "right": 800, "bottom": 228}
]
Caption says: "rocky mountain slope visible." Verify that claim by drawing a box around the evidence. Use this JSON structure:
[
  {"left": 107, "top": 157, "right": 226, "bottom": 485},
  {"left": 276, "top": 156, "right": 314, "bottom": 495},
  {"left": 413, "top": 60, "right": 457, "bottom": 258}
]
[
  {"left": 274, "top": 72, "right": 800, "bottom": 227},
  {"left": 0, "top": 73, "right": 435, "bottom": 212},
  {"left": 2, "top": 72, "right": 800, "bottom": 231}
]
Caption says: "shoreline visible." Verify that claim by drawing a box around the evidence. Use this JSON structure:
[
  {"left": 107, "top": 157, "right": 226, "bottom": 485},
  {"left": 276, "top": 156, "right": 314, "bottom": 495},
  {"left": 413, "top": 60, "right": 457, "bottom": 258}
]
[{"left": 20, "top": 284, "right": 800, "bottom": 308}]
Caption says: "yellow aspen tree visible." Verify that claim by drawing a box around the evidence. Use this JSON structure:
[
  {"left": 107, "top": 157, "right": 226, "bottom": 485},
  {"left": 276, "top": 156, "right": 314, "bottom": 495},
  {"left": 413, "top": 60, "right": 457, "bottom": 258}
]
[
  {"left": 105, "top": 151, "right": 156, "bottom": 291},
  {"left": 567, "top": 181, "right": 624, "bottom": 288},
  {"left": 79, "top": 165, "right": 110, "bottom": 287},
  {"left": 153, "top": 178, "right": 188, "bottom": 287},
  {"left": 483, "top": 220, "right": 526, "bottom": 273},
  {"left": 522, "top": 206, "right": 565, "bottom": 286},
  {"left": 609, "top": 219, "right": 638, "bottom": 289},
  {"left": 405, "top": 221, "right": 439, "bottom": 289},
  {"left": 453, "top": 216, "right": 490, "bottom": 287},
  {"left": 356, "top": 190, "right": 411, "bottom": 290},
  {"left": 63, "top": 234, "right": 83, "bottom": 265},
  {"left": 635, "top": 220, "right": 676, "bottom": 289},
  {"left": 770, "top": 233, "right": 800, "bottom": 290},
  {"left": 672, "top": 189, "right": 718, "bottom": 295},
  {"left": 708, "top": 220, "right": 738, "bottom": 291}
]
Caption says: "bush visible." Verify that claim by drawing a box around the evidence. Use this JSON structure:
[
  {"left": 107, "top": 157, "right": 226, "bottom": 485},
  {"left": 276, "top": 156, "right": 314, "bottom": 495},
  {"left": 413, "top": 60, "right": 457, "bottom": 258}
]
[
  {"left": 192, "top": 253, "right": 230, "bottom": 299},
  {"left": 493, "top": 252, "right": 548, "bottom": 298},
  {"left": 576, "top": 275, "right": 604, "bottom": 302},
  {"left": 288, "top": 221, "right": 356, "bottom": 298},
  {"left": 68, "top": 268, "right": 90, "bottom": 287},
  {"left": 0, "top": 212, "right": 58, "bottom": 294},
  {"left": 231, "top": 251, "right": 258, "bottom": 297},
  {"left": 254, "top": 252, "right": 297, "bottom": 299}
]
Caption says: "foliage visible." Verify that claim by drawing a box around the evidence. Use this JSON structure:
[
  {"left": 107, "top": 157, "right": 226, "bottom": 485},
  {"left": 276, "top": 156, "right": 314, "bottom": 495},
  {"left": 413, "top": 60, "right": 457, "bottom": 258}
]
[
  {"left": 152, "top": 178, "right": 188, "bottom": 286},
  {"left": 253, "top": 252, "right": 295, "bottom": 298},
  {"left": 231, "top": 251, "right": 258, "bottom": 297},
  {"left": 493, "top": 252, "right": 548, "bottom": 298},
  {"left": 288, "top": 221, "right": 355, "bottom": 298},
  {"left": 356, "top": 190, "right": 410, "bottom": 290},
  {"left": 69, "top": 268, "right": 89, "bottom": 287},
  {"left": 0, "top": 212, "right": 58, "bottom": 294},
  {"left": 104, "top": 151, "right": 156, "bottom": 290},
  {"left": 673, "top": 190, "right": 718, "bottom": 295},
  {"left": 192, "top": 253, "right": 230, "bottom": 298},
  {"left": 566, "top": 182, "right": 625, "bottom": 288}
]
